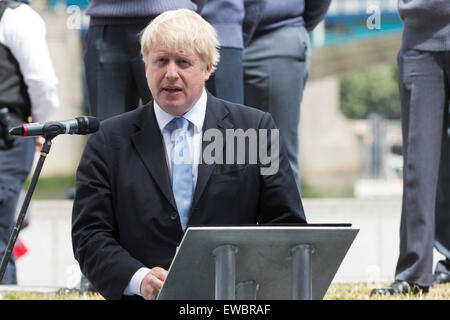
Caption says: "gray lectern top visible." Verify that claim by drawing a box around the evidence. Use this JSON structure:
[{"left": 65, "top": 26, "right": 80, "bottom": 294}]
[{"left": 157, "top": 225, "right": 358, "bottom": 300}]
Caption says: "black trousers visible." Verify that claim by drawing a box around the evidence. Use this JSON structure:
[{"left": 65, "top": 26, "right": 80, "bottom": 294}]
[
  {"left": 84, "top": 24, "right": 152, "bottom": 121},
  {"left": 206, "top": 47, "right": 243, "bottom": 105}
]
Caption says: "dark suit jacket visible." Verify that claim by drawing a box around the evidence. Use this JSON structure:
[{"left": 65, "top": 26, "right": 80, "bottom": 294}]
[{"left": 71, "top": 93, "right": 306, "bottom": 300}]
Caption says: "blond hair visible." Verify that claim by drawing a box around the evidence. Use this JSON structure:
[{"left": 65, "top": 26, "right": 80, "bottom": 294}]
[{"left": 140, "top": 9, "right": 220, "bottom": 72}]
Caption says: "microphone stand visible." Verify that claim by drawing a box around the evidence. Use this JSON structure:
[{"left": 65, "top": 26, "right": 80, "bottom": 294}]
[{"left": 0, "top": 135, "right": 55, "bottom": 283}]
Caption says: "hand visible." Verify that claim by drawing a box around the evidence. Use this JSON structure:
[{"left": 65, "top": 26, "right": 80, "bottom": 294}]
[
  {"left": 35, "top": 137, "right": 45, "bottom": 152},
  {"left": 140, "top": 267, "right": 168, "bottom": 300}
]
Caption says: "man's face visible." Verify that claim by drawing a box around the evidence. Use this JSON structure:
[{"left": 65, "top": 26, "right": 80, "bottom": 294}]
[{"left": 145, "top": 43, "right": 212, "bottom": 116}]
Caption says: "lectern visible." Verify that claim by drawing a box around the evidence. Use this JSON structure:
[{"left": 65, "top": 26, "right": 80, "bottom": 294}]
[{"left": 157, "top": 225, "right": 358, "bottom": 300}]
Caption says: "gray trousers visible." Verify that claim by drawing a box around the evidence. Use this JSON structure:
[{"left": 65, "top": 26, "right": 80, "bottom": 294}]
[
  {"left": 0, "top": 137, "right": 34, "bottom": 284},
  {"left": 243, "top": 26, "right": 311, "bottom": 191},
  {"left": 396, "top": 49, "right": 450, "bottom": 287}
]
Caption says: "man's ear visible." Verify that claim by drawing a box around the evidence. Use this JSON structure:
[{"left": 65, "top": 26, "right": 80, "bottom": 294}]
[{"left": 204, "top": 62, "right": 213, "bottom": 81}]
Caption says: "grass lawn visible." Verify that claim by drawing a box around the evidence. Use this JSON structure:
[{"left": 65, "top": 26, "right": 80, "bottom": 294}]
[
  {"left": 324, "top": 282, "right": 450, "bottom": 300},
  {"left": 23, "top": 175, "right": 76, "bottom": 200},
  {"left": 26, "top": 175, "right": 352, "bottom": 200},
  {"left": 1, "top": 282, "right": 448, "bottom": 300}
]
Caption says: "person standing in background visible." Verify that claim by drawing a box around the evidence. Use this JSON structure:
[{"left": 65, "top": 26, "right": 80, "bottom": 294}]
[
  {"left": 0, "top": 0, "right": 59, "bottom": 284},
  {"left": 202, "top": 0, "right": 245, "bottom": 104},
  {"left": 83, "top": 0, "right": 206, "bottom": 121},
  {"left": 243, "top": 0, "right": 331, "bottom": 192},
  {"left": 371, "top": 0, "right": 450, "bottom": 296},
  {"left": 202, "top": 0, "right": 267, "bottom": 105}
]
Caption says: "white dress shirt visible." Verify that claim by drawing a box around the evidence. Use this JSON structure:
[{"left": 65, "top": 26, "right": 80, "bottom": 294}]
[
  {"left": 0, "top": 4, "right": 59, "bottom": 122},
  {"left": 123, "top": 88, "right": 208, "bottom": 297}
]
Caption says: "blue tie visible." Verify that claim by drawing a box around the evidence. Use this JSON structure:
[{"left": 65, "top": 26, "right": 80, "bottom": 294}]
[{"left": 171, "top": 117, "right": 193, "bottom": 232}]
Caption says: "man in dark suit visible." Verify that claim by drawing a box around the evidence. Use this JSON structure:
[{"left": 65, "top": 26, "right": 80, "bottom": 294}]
[{"left": 72, "top": 9, "right": 306, "bottom": 300}]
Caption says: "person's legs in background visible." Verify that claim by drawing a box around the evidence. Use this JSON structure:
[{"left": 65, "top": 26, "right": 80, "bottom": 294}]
[
  {"left": 371, "top": 50, "right": 448, "bottom": 296},
  {"left": 206, "top": 47, "right": 244, "bottom": 105},
  {"left": 243, "top": 26, "right": 310, "bottom": 192},
  {"left": 433, "top": 71, "right": 450, "bottom": 285},
  {"left": 0, "top": 137, "right": 35, "bottom": 284},
  {"left": 395, "top": 50, "right": 448, "bottom": 289},
  {"left": 83, "top": 24, "right": 151, "bottom": 121}
]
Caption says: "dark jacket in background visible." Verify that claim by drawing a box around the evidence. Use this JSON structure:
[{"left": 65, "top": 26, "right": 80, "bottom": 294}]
[
  {"left": 85, "top": 0, "right": 206, "bottom": 25},
  {"left": 255, "top": 0, "right": 330, "bottom": 34}
]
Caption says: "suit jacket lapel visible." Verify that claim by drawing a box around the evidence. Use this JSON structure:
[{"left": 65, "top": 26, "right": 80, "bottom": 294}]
[
  {"left": 192, "top": 94, "right": 234, "bottom": 209},
  {"left": 131, "top": 102, "right": 177, "bottom": 210}
]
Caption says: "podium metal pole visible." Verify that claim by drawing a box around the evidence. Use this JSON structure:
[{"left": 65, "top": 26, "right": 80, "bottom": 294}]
[
  {"left": 236, "top": 280, "right": 258, "bottom": 300},
  {"left": 291, "top": 244, "right": 313, "bottom": 300},
  {"left": 212, "top": 244, "right": 237, "bottom": 300}
]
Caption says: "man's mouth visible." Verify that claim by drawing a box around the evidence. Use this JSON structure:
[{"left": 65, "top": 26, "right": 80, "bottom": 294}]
[{"left": 162, "top": 87, "right": 183, "bottom": 93}]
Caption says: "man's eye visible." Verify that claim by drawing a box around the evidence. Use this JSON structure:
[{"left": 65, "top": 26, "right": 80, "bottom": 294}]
[{"left": 178, "top": 60, "right": 190, "bottom": 66}]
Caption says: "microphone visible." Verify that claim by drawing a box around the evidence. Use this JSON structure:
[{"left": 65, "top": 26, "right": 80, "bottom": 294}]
[{"left": 9, "top": 116, "right": 100, "bottom": 137}]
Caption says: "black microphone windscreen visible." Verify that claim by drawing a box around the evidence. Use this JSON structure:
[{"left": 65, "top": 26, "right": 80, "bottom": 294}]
[{"left": 76, "top": 116, "right": 99, "bottom": 134}]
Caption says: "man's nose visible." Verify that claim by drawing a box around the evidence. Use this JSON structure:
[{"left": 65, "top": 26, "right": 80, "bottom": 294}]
[{"left": 165, "top": 61, "right": 179, "bottom": 80}]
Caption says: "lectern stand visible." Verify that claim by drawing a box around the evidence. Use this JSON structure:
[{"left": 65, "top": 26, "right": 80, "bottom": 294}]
[{"left": 157, "top": 225, "right": 358, "bottom": 300}]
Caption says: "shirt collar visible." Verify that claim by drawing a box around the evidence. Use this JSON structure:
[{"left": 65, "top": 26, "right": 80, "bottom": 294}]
[{"left": 154, "top": 88, "right": 207, "bottom": 134}]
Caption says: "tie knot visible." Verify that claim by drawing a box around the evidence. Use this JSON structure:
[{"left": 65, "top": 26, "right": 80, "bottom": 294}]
[{"left": 173, "top": 117, "right": 189, "bottom": 131}]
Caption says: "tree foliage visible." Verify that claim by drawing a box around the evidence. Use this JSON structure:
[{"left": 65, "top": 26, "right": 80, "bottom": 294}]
[{"left": 340, "top": 64, "right": 400, "bottom": 119}]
